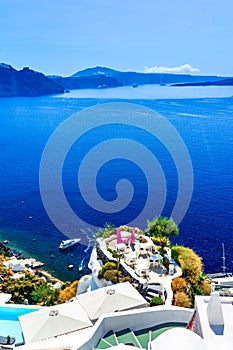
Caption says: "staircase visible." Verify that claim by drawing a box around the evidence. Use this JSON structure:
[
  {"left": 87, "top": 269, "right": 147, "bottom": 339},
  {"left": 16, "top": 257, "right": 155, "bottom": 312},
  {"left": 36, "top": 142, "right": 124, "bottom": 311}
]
[{"left": 144, "top": 282, "right": 162, "bottom": 303}]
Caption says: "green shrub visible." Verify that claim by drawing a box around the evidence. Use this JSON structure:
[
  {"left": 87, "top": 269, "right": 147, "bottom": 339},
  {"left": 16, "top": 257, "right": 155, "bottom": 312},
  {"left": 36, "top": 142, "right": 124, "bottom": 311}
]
[
  {"left": 31, "top": 281, "right": 60, "bottom": 306},
  {"left": 171, "top": 246, "right": 179, "bottom": 261},
  {"left": 149, "top": 296, "right": 164, "bottom": 306},
  {"left": 118, "top": 226, "right": 144, "bottom": 235},
  {"left": 103, "top": 270, "right": 131, "bottom": 284},
  {"left": 172, "top": 246, "right": 203, "bottom": 284},
  {"left": 162, "top": 256, "right": 170, "bottom": 269},
  {"left": 2, "top": 272, "right": 43, "bottom": 304},
  {"left": 98, "top": 261, "right": 117, "bottom": 279},
  {"left": 104, "top": 269, "right": 119, "bottom": 284},
  {"left": 95, "top": 223, "right": 116, "bottom": 238}
]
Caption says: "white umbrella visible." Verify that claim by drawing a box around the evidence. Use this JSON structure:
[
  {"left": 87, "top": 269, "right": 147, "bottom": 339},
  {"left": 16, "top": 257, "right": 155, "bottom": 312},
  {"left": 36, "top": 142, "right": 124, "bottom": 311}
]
[
  {"left": 19, "top": 301, "right": 92, "bottom": 344},
  {"left": 77, "top": 281, "right": 148, "bottom": 321}
]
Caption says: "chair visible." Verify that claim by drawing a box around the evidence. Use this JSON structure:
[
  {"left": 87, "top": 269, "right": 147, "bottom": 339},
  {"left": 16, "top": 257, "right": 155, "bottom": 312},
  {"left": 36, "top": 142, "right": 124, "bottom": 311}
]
[
  {"left": 116, "top": 230, "right": 124, "bottom": 244},
  {"left": 0, "top": 337, "right": 15, "bottom": 346},
  {"left": 0, "top": 336, "right": 15, "bottom": 350}
]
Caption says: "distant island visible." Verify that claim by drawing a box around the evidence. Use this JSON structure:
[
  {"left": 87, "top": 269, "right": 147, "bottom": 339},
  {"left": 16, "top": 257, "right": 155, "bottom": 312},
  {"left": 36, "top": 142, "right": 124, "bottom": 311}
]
[
  {"left": 0, "top": 63, "right": 64, "bottom": 97},
  {"left": 0, "top": 63, "right": 233, "bottom": 97},
  {"left": 172, "top": 77, "right": 233, "bottom": 87},
  {"left": 51, "top": 66, "right": 230, "bottom": 91}
]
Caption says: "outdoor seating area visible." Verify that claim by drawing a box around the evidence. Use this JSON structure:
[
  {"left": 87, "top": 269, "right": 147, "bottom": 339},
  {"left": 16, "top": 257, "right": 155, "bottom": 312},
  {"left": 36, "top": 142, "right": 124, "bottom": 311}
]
[
  {"left": 99, "top": 229, "right": 167, "bottom": 283},
  {"left": 95, "top": 228, "right": 176, "bottom": 302}
]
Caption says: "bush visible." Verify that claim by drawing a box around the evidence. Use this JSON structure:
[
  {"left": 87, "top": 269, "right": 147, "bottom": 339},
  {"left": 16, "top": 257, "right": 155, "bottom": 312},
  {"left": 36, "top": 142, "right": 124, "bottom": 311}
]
[
  {"left": 118, "top": 226, "right": 144, "bottom": 235},
  {"left": 59, "top": 280, "right": 78, "bottom": 303},
  {"left": 1, "top": 272, "right": 43, "bottom": 304},
  {"left": 31, "top": 281, "right": 60, "bottom": 306},
  {"left": 172, "top": 246, "right": 203, "bottom": 284},
  {"left": 0, "top": 257, "right": 13, "bottom": 278},
  {"left": 149, "top": 296, "right": 164, "bottom": 306},
  {"left": 98, "top": 262, "right": 117, "bottom": 279},
  {"left": 104, "top": 269, "right": 119, "bottom": 284},
  {"left": 103, "top": 270, "right": 131, "bottom": 284},
  {"left": 201, "top": 280, "right": 211, "bottom": 295},
  {"left": 171, "top": 247, "right": 179, "bottom": 262},
  {"left": 173, "top": 291, "right": 192, "bottom": 308},
  {"left": 95, "top": 223, "right": 116, "bottom": 238},
  {"left": 162, "top": 256, "right": 170, "bottom": 270},
  {"left": 170, "top": 246, "right": 211, "bottom": 308},
  {"left": 172, "top": 277, "right": 187, "bottom": 293}
]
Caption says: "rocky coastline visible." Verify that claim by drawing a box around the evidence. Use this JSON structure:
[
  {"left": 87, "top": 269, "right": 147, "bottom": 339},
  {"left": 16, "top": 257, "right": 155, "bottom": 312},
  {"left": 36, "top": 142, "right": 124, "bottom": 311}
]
[{"left": 0, "top": 240, "right": 63, "bottom": 285}]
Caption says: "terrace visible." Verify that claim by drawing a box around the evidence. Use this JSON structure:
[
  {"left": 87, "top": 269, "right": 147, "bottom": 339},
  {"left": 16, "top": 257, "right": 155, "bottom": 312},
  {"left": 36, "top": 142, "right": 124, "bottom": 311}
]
[{"left": 96, "top": 229, "right": 181, "bottom": 303}]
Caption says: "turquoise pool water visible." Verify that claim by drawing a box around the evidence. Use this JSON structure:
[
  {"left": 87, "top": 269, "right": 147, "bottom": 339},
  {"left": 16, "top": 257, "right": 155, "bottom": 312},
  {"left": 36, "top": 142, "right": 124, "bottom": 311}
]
[{"left": 0, "top": 306, "right": 39, "bottom": 344}]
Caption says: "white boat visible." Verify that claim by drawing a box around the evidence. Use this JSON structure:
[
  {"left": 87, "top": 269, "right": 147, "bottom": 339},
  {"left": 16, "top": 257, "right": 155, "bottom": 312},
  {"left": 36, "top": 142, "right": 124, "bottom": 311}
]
[{"left": 59, "top": 238, "right": 81, "bottom": 250}]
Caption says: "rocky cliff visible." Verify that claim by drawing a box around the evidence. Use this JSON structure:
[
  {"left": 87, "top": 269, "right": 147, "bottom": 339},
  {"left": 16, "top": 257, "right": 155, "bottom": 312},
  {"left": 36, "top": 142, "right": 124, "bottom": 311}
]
[{"left": 0, "top": 63, "right": 64, "bottom": 97}]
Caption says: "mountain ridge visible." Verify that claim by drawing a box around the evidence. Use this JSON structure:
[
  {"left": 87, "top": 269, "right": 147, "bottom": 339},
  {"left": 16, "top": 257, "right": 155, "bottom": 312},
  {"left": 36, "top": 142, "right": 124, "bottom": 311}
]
[
  {"left": 0, "top": 64, "right": 64, "bottom": 97},
  {"left": 69, "top": 65, "right": 231, "bottom": 87},
  {"left": 1, "top": 63, "right": 233, "bottom": 97}
]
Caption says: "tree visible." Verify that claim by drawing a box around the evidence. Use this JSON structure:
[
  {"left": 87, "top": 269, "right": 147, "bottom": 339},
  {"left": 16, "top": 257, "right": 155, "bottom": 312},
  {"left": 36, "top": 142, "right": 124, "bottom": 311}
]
[
  {"left": 95, "top": 222, "right": 116, "bottom": 239},
  {"left": 147, "top": 216, "right": 179, "bottom": 248},
  {"left": 1, "top": 272, "right": 41, "bottom": 304},
  {"left": 107, "top": 248, "right": 121, "bottom": 270},
  {"left": 31, "top": 281, "right": 60, "bottom": 306},
  {"left": 107, "top": 248, "right": 121, "bottom": 282}
]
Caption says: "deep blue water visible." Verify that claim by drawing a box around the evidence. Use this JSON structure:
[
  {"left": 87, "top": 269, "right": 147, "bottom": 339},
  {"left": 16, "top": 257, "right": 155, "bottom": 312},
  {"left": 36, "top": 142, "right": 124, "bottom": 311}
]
[{"left": 0, "top": 87, "right": 233, "bottom": 281}]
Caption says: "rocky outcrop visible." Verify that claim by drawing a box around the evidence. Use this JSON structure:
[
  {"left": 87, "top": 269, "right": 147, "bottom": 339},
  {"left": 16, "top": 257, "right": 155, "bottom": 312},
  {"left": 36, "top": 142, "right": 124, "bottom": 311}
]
[{"left": 0, "top": 63, "right": 64, "bottom": 97}]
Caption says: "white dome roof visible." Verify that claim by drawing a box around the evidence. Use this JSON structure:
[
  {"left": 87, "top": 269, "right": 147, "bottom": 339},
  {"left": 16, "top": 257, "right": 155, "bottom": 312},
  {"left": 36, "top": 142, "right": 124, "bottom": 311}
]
[{"left": 151, "top": 328, "right": 206, "bottom": 350}]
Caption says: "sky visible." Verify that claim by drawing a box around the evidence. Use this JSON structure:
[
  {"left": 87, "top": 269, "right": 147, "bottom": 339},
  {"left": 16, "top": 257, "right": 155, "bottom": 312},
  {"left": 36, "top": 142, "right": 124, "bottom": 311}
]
[{"left": 0, "top": 0, "right": 233, "bottom": 76}]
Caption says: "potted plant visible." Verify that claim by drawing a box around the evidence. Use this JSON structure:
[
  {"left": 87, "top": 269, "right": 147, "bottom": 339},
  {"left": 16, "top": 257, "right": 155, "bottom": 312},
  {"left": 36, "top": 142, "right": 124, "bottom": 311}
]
[{"left": 6, "top": 335, "right": 11, "bottom": 344}]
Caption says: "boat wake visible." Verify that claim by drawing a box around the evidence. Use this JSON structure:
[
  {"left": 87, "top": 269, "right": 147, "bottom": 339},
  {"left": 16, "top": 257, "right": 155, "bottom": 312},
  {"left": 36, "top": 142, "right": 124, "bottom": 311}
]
[
  {"left": 79, "top": 257, "right": 86, "bottom": 272},
  {"left": 79, "top": 246, "right": 93, "bottom": 271}
]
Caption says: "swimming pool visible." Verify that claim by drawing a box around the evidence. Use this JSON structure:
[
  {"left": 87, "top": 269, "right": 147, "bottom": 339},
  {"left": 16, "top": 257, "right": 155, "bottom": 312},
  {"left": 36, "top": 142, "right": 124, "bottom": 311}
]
[{"left": 0, "top": 305, "right": 39, "bottom": 344}]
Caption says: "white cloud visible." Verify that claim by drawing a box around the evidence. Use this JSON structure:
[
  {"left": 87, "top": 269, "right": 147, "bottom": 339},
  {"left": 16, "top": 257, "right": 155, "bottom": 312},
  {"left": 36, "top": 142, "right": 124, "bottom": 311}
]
[{"left": 144, "top": 64, "right": 200, "bottom": 74}]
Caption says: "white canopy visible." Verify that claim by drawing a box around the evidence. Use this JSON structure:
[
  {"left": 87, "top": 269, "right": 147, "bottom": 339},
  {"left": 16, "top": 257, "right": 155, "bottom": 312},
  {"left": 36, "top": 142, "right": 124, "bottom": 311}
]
[
  {"left": 0, "top": 293, "right": 11, "bottom": 304},
  {"left": 77, "top": 282, "right": 148, "bottom": 321},
  {"left": 19, "top": 301, "right": 92, "bottom": 344}
]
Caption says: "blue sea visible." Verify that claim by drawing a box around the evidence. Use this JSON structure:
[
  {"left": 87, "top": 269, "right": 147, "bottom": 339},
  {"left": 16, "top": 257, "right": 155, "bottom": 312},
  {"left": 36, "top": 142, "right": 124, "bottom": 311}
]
[{"left": 0, "top": 85, "right": 233, "bottom": 281}]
